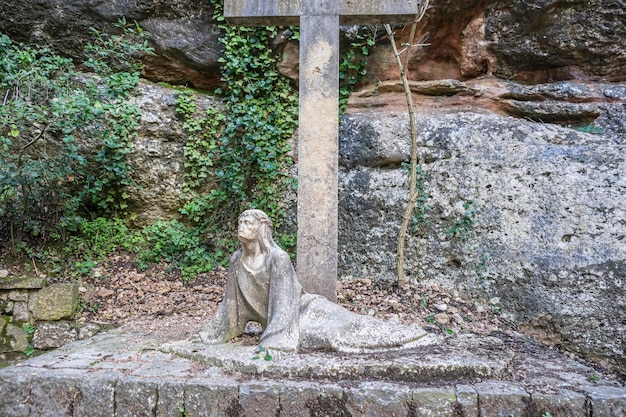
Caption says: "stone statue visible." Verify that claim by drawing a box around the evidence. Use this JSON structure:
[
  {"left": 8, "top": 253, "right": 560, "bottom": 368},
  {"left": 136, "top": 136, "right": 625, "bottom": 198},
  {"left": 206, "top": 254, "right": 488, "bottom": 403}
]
[{"left": 200, "top": 209, "right": 435, "bottom": 353}]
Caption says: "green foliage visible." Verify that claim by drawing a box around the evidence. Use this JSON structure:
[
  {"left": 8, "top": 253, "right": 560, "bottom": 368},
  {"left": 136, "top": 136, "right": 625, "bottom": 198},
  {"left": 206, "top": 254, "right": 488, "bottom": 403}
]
[
  {"left": 173, "top": 0, "right": 300, "bottom": 263},
  {"left": 23, "top": 344, "right": 35, "bottom": 357},
  {"left": 0, "top": 19, "right": 153, "bottom": 251},
  {"left": 139, "top": 220, "right": 215, "bottom": 281},
  {"left": 587, "top": 372, "right": 599, "bottom": 383},
  {"left": 541, "top": 413, "right": 554, "bottom": 417},
  {"left": 339, "top": 29, "right": 376, "bottom": 114},
  {"left": 252, "top": 345, "right": 273, "bottom": 361},
  {"left": 22, "top": 323, "right": 36, "bottom": 336},
  {"left": 446, "top": 200, "right": 477, "bottom": 241},
  {"left": 57, "top": 217, "right": 215, "bottom": 282}
]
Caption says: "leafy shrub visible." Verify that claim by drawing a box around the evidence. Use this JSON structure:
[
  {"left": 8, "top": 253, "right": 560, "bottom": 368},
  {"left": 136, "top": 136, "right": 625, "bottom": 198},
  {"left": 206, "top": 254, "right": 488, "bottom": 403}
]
[{"left": 0, "top": 19, "right": 153, "bottom": 251}]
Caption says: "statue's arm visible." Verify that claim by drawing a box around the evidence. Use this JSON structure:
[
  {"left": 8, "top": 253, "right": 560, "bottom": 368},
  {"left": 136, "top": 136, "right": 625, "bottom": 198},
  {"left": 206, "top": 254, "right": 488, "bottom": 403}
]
[
  {"left": 199, "top": 251, "right": 243, "bottom": 343},
  {"left": 259, "top": 250, "right": 301, "bottom": 352}
]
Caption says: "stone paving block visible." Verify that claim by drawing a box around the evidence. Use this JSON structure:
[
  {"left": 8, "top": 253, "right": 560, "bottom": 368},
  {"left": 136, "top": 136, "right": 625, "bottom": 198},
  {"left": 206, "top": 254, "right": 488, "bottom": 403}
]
[
  {"left": 184, "top": 378, "right": 240, "bottom": 417},
  {"left": 74, "top": 371, "right": 120, "bottom": 417},
  {"left": 157, "top": 380, "right": 186, "bottom": 417},
  {"left": 345, "top": 382, "right": 412, "bottom": 417},
  {"left": 115, "top": 377, "right": 159, "bottom": 417},
  {"left": 239, "top": 382, "right": 281, "bottom": 417},
  {"left": 30, "top": 369, "right": 87, "bottom": 417},
  {"left": 582, "top": 385, "right": 626, "bottom": 417},
  {"left": 410, "top": 387, "right": 458, "bottom": 417},
  {"left": 0, "top": 365, "right": 41, "bottom": 417},
  {"left": 131, "top": 353, "right": 194, "bottom": 378},
  {"left": 529, "top": 389, "right": 586, "bottom": 417},
  {"left": 280, "top": 382, "right": 348, "bottom": 417},
  {"left": 456, "top": 385, "right": 479, "bottom": 417},
  {"left": 475, "top": 380, "right": 530, "bottom": 417}
]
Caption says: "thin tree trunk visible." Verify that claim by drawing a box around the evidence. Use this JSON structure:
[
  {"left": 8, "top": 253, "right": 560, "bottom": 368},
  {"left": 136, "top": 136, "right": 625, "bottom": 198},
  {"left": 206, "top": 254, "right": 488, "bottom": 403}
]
[{"left": 385, "top": 0, "right": 429, "bottom": 287}]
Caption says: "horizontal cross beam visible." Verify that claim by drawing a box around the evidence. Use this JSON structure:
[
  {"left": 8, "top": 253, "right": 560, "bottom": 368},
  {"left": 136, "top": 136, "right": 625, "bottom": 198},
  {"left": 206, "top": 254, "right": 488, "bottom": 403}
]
[{"left": 224, "top": 0, "right": 419, "bottom": 26}]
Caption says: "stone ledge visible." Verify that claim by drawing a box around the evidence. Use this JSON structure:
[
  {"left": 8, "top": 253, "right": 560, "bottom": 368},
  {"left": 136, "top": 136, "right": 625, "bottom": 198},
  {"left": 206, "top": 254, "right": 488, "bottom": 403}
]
[
  {"left": 160, "top": 333, "right": 513, "bottom": 383},
  {"left": 0, "top": 276, "right": 46, "bottom": 290},
  {"left": 1, "top": 328, "right": 623, "bottom": 417}
]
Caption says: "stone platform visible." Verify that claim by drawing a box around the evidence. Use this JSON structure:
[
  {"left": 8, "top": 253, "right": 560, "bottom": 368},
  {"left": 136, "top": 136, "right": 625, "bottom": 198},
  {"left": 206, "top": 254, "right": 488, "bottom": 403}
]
[{"left": 0, "top": 327, "right": 624, "bottom": 417}]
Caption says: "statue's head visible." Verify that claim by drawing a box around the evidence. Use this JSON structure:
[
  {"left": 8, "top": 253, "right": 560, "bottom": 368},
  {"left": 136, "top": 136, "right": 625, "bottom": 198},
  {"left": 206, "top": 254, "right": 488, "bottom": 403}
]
[{"left": 238, "top": 209, "right": 276, "bottom": 251}]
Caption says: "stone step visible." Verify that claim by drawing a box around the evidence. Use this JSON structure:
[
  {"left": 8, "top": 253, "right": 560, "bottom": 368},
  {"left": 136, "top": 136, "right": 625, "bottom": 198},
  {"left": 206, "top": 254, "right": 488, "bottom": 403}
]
[{"left": 0, "top": 328, "right": 624, "bottom": 417}]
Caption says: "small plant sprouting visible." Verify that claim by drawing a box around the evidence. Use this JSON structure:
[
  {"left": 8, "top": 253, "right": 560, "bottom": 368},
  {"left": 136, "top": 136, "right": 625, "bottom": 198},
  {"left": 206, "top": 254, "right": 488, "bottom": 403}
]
[
  {"left": 24, "top": 344, "right": 35, "bottom": 357},
  {"left": 252, "top": 345, "right": 273, "bottom": 361},
  {"left": 541, "top": 412, "right": 554, "bottom": 417},
  {"left": 446, "top": 200, "right": 478, "bottom": 241},
  {"left": 587, "top": 373, "right": 599, "bottom": 383},
  {"left": 22, "top": 323, "right": 36, "bottom": 336}
]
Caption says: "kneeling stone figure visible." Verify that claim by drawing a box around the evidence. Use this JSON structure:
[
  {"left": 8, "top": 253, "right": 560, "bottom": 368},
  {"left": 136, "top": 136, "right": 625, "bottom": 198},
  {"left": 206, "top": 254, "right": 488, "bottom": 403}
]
[{"left": 200, "top": 209, "right": 436, "bottom": 353}]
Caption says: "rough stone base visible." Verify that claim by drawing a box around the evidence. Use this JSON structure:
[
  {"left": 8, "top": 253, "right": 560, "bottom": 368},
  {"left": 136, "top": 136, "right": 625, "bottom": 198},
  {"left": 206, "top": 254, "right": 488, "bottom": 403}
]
[{"left": 0, "top": 328, "right": 624, "bottom": 417}]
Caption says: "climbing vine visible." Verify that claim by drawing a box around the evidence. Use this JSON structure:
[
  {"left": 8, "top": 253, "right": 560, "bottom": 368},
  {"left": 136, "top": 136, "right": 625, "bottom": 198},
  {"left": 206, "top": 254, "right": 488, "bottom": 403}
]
[{"left": 176, "top": 0, "right": 299, "bottom": 261}]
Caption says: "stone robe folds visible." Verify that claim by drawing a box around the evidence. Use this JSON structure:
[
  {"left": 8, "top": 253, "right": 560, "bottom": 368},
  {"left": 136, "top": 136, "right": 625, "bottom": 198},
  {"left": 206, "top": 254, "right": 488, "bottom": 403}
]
[{"left": 200, "top": 247, "right": 433, "bottom": 353}]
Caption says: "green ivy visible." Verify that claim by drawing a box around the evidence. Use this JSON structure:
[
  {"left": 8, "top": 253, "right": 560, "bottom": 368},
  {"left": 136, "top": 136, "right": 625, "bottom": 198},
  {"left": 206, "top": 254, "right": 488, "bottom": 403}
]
[
  {"left": 339, "top": 30, "right": 375, "bottom": 114},
  {"left": 0, "top": 19, "right": 153, "bottom": 250},
  {"left": 173, "top": 1, "right": 299, "bottom": 263}
]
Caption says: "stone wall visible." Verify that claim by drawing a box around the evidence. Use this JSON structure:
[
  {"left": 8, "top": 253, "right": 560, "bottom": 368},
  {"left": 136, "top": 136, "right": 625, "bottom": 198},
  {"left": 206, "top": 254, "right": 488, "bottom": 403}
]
[{"left": 0, "top": 273, "right": 99, "bottom": 356}]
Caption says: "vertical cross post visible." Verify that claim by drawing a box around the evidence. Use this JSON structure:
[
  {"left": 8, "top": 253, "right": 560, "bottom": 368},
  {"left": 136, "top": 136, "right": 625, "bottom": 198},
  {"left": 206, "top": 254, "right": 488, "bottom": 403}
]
[{"left": 224, "top": 0, "right": 418, "bottom": 302}]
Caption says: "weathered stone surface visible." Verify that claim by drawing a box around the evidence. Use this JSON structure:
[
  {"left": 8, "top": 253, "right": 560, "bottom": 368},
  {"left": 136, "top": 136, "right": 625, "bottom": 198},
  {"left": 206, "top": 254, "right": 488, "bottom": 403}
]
[
  {"left": 32, "top": 321, "right": 78, "bottom": 349},
  {"left": 30, "top": 369, "right": 86, "bottom": 417},
  {"left": 29, "top": 283, "right": 78, "bottom": 321},
  {"left": 7, "top": 290, "right": 29, "bottom": 302},
  {"left": 582, "top": 386, "right": 626, "bottom": 417},
  {"left": 0, "top": 365, "right": 38, "bottom": 417},
  {"left": 411, "top": 388, "right": 458, "bottom": 417},
  {"left": 184, "top": 378, "right": 240, "bottom": 417},
  {"left": 338, "top": 110, "right": 626, "bottom": 374},
  {"left": 11, "top": 301, "right": 30, "bottom": 322},
  {"left": 115, "top": 378, "right": 158, "bottom": 417},
  {"left": 239, "top": 383, "right": 281, "bottom": 417},
  {"left": 2, "top": 0, "right": 623, "bottom": 93},
  {"left": 74, "top": 371, "right": 118, "bottom": 417},
  {"left": 279, "top": 382, "right": 347, "bottom": 417},
  {"left": 474, "top": 381, "right": 530, "bottom": 417},
  {"left": 485, "top": 0, "right": 626, "bottom": 82},
  {"left": 156, "top": 381, "right": 185, "bottom": 417},
  {"left": 162, "top": 333, "right": 510, "bottom": 383},
  {"left": 1, "top": 321, "right": 29, "bottom": 353},
  {"left": 0, "top": 276, "right": 46, "bottom": 290},
  {"left": 345, "top": 383, "right": 412, "bottom": 416},
  {"left": 1, "top": 328, "right": 624, "bottom": 417},
  {"left": 456, "top": 385, "right": 479, "bottom": 417},
  {"left": 128, "top": 82, "right": 222, "bottom": 226},
  {"left": 530, "top": 389, "right": 587, "bottom": 417},
  {"left": 0, "top": 0, "right": 223, "bottom": 90}
]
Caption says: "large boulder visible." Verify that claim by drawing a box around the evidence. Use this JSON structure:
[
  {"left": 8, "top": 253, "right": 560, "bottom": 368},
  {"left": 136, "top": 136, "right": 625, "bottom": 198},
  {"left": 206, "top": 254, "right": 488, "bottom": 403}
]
[{"left": 338, "top": 109, "right": 626, "bottom": 373}]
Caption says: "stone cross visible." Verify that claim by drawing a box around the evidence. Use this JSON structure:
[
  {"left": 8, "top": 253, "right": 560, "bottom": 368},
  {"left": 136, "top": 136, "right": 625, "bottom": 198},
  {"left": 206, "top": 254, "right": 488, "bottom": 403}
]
[{"left": 224, "top": 0, "right": 418, "bottom": 302}]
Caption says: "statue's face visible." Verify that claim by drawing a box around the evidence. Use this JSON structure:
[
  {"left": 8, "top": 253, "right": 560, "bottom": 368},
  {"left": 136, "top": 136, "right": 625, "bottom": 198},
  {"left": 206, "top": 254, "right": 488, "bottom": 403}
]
[{"left": 237, "top": 215, "right": 260, "bottom": 243}]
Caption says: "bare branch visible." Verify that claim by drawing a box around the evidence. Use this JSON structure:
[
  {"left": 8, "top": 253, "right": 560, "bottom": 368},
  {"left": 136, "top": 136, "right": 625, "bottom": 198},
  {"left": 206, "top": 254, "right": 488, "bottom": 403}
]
[{"left": 386, "top": 0, "right": 430, "bottom": 287}]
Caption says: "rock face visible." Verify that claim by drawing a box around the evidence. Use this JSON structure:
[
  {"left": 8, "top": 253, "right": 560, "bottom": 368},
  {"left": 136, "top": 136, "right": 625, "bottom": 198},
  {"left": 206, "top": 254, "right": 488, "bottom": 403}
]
[
  {"left": 338, "top": 109, "right": 625, "bottom": 374},
  {"left": 1, "top": 0, "right": 625, "bottom": 86},
  {"left": 0, "top": 0, "right": 223, "bottom": 90}
]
